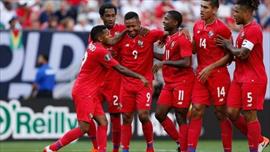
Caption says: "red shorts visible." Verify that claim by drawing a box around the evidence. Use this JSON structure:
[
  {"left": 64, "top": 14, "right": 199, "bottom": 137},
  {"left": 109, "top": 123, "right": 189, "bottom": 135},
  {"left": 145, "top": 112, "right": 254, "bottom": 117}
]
[
  {"left": 120, "top": 82, "right": 152, "bottom": 113},
  {"left": 227, "top": 81, "right": 267, "bottom": 110},
  {"left": 72, "top": 93, "right": 104, "bottom": 123},
  {"left": 100, "top": 77, "right": 121, "bottom": 113},
  {"left": 192, "top": 70, "right": 231, "bottom": 106},
  {"left": 158, "top": 79, "right": 194, "bottom": 108}
]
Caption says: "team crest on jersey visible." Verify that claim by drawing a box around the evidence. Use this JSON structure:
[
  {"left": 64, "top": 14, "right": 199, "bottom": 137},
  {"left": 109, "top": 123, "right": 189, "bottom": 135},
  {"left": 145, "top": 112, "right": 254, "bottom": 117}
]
[
  {"left": 104, "top": 53, "right": 112, "bottom": 61},
  {"left": 197, "top": 30, "right": 201, "bottom": 34},
  {"left": 88, "top": 43, "right": 96, "bottom": 51},
  {"left": 171, "top": 41, "right": 175, "bottom": 48},
  {"left": 208, "top": 31, "right": 214, "bottom": 38},
  {"left": 138, "top": 40, "right": 144, "bottom": 47},
  {"left": 125, "top": 43, "right": 130, "bottom": 47}
]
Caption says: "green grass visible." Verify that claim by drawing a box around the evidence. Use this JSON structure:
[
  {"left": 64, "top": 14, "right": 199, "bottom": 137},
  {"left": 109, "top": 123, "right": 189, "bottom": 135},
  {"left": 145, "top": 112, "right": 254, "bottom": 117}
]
[{"left": 0, "top": 140, "right": 269, "bottom": 152}]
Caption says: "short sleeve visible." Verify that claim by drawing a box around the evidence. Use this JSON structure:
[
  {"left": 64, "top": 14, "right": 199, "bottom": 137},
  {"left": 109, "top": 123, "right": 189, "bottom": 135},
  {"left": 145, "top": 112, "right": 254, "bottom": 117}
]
[
  {"left": 97, "top": 48, "right": 119, "bottom": 68},
  {"left": 179, "top": 36, "right": 193, "bottom": 57},
  {"left": 218, "top": 24, "right": 232, "bottom": 39},
  {"left": 150, "top": 29, "right": 165, "bottom": 42},
  {"left": 242, "top": 26, "right": 261, "bottom": 51}
]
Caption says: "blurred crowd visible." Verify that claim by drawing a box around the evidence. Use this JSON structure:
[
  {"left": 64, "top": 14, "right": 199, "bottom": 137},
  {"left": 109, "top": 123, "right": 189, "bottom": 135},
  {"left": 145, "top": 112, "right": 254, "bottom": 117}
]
[{"left": 1, "top": 0, "right": 270, "bottom": 32}]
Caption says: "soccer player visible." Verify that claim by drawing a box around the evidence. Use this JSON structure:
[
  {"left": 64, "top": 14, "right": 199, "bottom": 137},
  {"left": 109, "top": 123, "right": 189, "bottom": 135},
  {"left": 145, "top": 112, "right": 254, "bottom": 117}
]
[
  {"left": 43, "top": 25, "right": 148, "bottom": 152},
  {"left": 216, "top": 0, "right": 269, "bottom": 151},
  {"left": 153, "top": 10, "right": 194, "bottom": 152},
  {"left": 114, "top": 12, "right": 166, "bottom": 152},
  {"left": 98, "top": 3, "right": 125, "bottom": 152},
  {"left": 187, "top": 1, "right": 233, "bottom": 152}
]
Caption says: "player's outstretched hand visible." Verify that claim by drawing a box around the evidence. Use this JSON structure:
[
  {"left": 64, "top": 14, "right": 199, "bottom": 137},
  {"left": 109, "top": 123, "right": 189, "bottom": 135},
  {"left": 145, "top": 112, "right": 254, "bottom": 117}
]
[
  {"left": 140, "top": 76, "right": 149, "bottom": 87},
  {"left": 139, "top": 27, "right": 150, "bottom": 36},
  {"left": 216, "top": 35, "right": 230, "bottom": 50},
  {"left": 152, "top": 62, "right": 163, "bottom": 73},
  {"left": 197, "top": 65, "right": 213, "bottom": 83}
]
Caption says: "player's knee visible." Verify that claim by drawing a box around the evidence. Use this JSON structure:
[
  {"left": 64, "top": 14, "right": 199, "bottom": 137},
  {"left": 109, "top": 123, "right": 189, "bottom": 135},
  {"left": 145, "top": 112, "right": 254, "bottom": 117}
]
[
  {"left": 79, "top": 125, "right": 89, "bottom": 133},
  {"left": 122, "top": 114, "right": 133, "bottom": 124},
  {"left": 138, "top": 113, "right": 150, "bottom": 124},
  {"left": 155, "top": 112, "right": 166, "bottom": 122},
  {"left": 214, "top": 110, "right": 226, "bottom": 121},
  {"left": 191, "top": 106, "right": 204, "bottom": 118},
  {"left": 226, "top": 108, "right": 238, "bottom": 121}
]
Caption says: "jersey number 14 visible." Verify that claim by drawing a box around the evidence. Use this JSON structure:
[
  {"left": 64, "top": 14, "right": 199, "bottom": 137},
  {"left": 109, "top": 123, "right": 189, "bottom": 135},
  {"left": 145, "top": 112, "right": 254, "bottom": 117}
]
[{"left": 199, "top": 38, "right": 206, "bottom": 49}]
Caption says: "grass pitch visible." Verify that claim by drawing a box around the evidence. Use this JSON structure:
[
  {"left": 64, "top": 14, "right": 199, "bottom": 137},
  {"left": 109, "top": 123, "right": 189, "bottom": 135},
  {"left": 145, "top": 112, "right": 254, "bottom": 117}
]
[{"left": 0, "top": 140, "right": 269, "bottom": 152}]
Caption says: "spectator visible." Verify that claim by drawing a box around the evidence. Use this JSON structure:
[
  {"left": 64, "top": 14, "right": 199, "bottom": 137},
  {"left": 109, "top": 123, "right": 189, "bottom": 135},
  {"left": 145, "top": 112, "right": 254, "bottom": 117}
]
[
  {"left": 46, "top": 16, "right": 59, "bottom": 30},
  {"left": 60, "top": 17, "right": 75, "bottom": 31},
  {"left": 0, "top": 0, "right": 16, "bottom": 29},
  {"left": 31, "top": 54, "right": 55, "bottom": 98},
  {"left": 74, "top": 14, "right": 92, "bottom": 31},
  {"left": 155, "top": 0, "right": 174, "bottom": 19},
  {"left": 54, "top": 1, "right": 73, "bottom": 23},
  {"left": 39, "top": 0, "right": 55, "bottom": 29}
]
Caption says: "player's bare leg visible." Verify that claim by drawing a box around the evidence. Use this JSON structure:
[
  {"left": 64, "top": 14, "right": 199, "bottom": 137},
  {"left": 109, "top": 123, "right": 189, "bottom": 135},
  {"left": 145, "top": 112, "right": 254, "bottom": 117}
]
[
  {"left": 138, "top": 110, "right": 154, "bottom": 152},
  {"left": 155, "top": 105, "right": 180, "bottom": 150},
  {"left": 110, "top": 113, "right": 121, "bottom": 152},
  {"left": 44, "top": 121, "right": 91, "bottom": 152},
  {"left": 175, "top": 108, "right": 189, "bottom": 152},
  {"left": 121, "top": 112, "right": 134, "bottom": 152},
  {"left": 187, "top": 104, "right": 205, "bottom": 152},
  {"left": 93, "top": 115, "right": 108, "bottom": 152},
  {"left": 214, "top": 105, "right": 232, "bottom": 152}
]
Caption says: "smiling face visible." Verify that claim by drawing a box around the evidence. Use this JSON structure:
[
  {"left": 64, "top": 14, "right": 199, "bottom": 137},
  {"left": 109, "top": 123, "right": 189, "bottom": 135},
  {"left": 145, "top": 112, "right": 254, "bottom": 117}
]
[
  {"left": 101, "top": 8, "right": 116, "bottom": 29},
  {"left": 124, "top": 18, "right": 141, "bottom": 38},
  {"left": 200, "top": 1, "right": 217, "bottom": 21},
  {"left": 232, "top": 4, "right": 247, "bottom": 25},
  {"left": 163, "top": 12, "right": 177, "bottom": 32}
]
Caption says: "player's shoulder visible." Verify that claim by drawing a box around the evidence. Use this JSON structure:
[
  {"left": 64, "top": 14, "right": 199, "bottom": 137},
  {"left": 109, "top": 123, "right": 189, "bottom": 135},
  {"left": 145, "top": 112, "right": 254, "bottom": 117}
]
[
  {"left": 245, "top": 21, "right": 262, "bottom": 32},
  {"left": 194, "top": 20, "right": 204, "bottom": 27},
  {"left": 215, "top": 19, "right": 229, "bottom": 29},
  {"left": 87, "top": 42, "right": 106, "bottom": 53},
  {"left": 114, "top": 23, "right": 126, "bottom": 31}
]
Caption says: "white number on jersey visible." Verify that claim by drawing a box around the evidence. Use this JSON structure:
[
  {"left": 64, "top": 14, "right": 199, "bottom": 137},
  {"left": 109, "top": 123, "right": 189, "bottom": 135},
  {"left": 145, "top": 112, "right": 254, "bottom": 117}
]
[
  {"left": 165, "top": 50, "right": 170, "bottom": 60},
  {"left": 113, "top": 95, "right": 119, "bottom": 106},
  {"left": 132, "top": 50, "right": 138, "bottom": 59},
  {"left": 199, "top": 38, "right": 206, "bottom": 49},
  {"left": 80, "top": 52, "right": 88, "bottom": 70},
  {"left": 217, "top": 86, "right": 225, "bottom": 98},
  {"left": 146, "top": 92, "right": 151, "bottom": 102}
]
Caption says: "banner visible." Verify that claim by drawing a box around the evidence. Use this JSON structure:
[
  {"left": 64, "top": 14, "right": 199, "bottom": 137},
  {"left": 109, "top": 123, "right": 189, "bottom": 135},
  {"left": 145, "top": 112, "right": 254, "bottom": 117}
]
[
  {"left": 0, "top": 99, "right": 269, "bottom": 141},
  {"left": 0, "top": 31, "right": 269, "bottom": 100}
]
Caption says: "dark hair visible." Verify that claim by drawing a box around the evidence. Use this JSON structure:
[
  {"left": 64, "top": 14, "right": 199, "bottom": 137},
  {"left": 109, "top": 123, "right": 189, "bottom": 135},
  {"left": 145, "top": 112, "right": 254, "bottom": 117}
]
[
  {"left": 90, "top": 25, "right": 107, "bottom": 42},
  {"left": 167, "top": 10, "right": 182, "bottom": 27},
  {"left": 124, "top": 11, "right": 139, "bottom": 20},
  {"left": 203, "top": 0, "right": 219, "bottom": 8},
  {"left": 40, "top": 54, "right": 49, "bottom": 62},
  {"left": 236, "top": 0, "right": 260, "bottom": 11},
  {"left": 99, "top": 3, "right": 117, "bottom": 16}
]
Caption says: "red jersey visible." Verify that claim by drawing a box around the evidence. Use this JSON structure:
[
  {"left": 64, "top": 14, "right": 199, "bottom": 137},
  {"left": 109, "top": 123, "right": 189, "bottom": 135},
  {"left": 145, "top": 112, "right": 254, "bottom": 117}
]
[
  {"left": 103, "top": 24, "right": 126, "bottom": 83},
  {"left": 234, "top": 21, "right": 267, "bottom": 83},
  {"left": 162, "top": 32, "right": 194, "bottom": 84},
  {"left": 116, "top": 29, "right": 164, "bottom": 84},
  {"left": 193, "top": 19, "right": 232, "bottom": 72},
  {"left": 72, "top": 42, "right": 119, "bottom": 96}
]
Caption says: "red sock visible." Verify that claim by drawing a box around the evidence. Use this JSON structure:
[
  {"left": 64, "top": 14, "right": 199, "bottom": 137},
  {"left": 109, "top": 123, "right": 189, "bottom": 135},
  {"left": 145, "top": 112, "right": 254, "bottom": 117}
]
[
  {"left": 233, "top": 115, "right": 247, "bottom": 135},
  {"left": 161, "top": 117, "right": 179, "bottom": 141},
  {"left": 220, "top": 118, "right": 232, "bottom": 152},
  {"left": 247, "top": 120, "right": 261, "bottom": 151},
  {"left": 121, "top": 124, "right": 132, "bottom": 150},
  {"left": 96, "top": 125, "right": 107, "bottom": 152},
  {"left": 87, "top": 120, "right": 98, "bottom": 149},
  {"left": 50, "top": 127, "right": 84, "bottom": 151},
  {"left": 111, "top": 116, "right": 121, "bottom": 150},
  {"left": 187, "top": 118, "right": 202, "bottom": 149},
  {"left": 233, "top": 115, "right": 264, "bottom": 143},
  {"left": 179, "top": 124, "right": 188, "bottom": 151},
  {"left": 142, "top": 121, "right": 154, "bottom": 150}
]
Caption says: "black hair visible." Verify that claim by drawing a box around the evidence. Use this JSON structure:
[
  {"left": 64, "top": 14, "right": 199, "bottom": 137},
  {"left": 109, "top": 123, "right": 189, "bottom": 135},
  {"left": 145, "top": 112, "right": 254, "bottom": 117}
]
[
  {"left": 167, "top": 10, "right": 182, "bottom": 27},
  {"left": 236, "top": 0, "right": 260, "bottom": 11},
  {"left": 90, "top": 25, "right": 107, "bottom": 42},
  {"left": 99, "top": 3, "right": 117, "bottom": 16},
  {"left": 124, "top": 11, "right": 139, "bottom": 20},
  {"left": 203, "top": 0, "right": 219, "bottom": 8}
]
